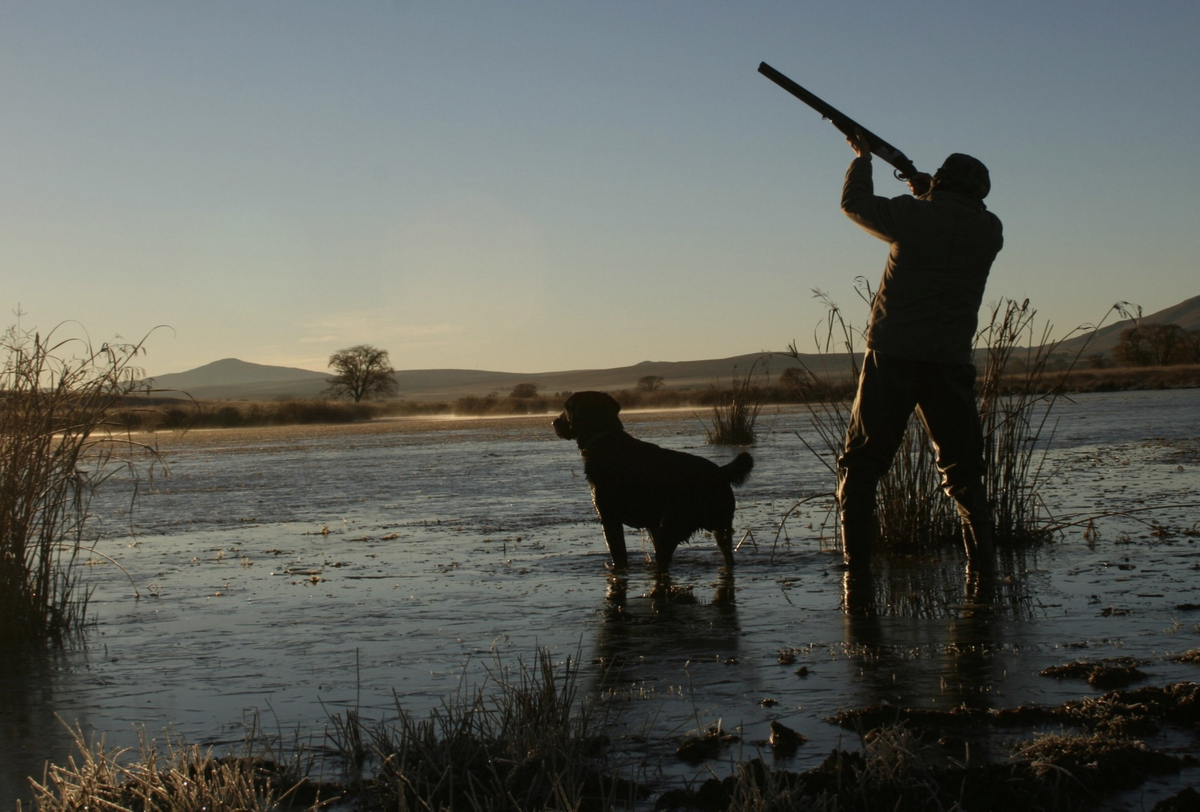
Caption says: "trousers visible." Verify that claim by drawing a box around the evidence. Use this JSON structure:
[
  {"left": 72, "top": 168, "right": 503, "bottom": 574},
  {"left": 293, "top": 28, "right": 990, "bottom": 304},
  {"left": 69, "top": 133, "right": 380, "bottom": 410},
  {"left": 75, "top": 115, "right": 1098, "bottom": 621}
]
[{"left": 836, "top": 350, "right": 991, "bottom": 567}]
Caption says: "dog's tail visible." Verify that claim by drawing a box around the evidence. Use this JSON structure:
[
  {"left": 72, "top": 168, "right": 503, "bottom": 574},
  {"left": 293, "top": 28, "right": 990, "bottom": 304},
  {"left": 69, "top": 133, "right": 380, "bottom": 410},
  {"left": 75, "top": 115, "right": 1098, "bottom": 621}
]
[{"left": 721, "top": 452, "right": 754, "bottom": 487}]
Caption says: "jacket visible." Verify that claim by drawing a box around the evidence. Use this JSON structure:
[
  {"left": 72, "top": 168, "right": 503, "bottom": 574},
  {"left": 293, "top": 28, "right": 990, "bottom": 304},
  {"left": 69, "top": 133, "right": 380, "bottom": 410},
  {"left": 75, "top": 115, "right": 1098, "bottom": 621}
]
[{"left": 841, "top": 156, "right": 1003, "bottom": 365}]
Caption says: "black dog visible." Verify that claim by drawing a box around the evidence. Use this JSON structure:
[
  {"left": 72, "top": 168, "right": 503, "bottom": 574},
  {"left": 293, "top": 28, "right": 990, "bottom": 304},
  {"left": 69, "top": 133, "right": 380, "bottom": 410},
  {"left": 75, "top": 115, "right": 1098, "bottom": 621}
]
[{"left": 553, "top": 391, "right": 754, "bottom": 574}]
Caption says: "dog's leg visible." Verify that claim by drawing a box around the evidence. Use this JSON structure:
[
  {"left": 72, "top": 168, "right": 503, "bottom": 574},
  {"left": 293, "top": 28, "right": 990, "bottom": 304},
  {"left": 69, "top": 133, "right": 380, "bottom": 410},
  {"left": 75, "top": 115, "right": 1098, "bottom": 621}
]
[
  {"left": 600, "top": 517, "right": 629, "bottom": 571},
  {"left": 650, "top": 530, "right": 682, "bottom": 577},
  {"left": 714, "top": 527, "right": 736, "bottom": 570},
  {"left": 650, "top": 571, "right": 672, "bottom": 599}
]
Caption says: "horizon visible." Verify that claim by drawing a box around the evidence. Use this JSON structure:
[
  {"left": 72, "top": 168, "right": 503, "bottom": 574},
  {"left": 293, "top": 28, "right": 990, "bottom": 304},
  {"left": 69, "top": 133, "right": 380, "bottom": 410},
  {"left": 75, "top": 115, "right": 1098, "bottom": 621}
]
[
  {"left": 158, "top": 291, "right": 1200, "bottom": 379},
  {"left": 6, "top": 3, "right": 1199, "bottom": 378},
  {"left": 155, "top": 348, "right": 789, "bottom": 379}
]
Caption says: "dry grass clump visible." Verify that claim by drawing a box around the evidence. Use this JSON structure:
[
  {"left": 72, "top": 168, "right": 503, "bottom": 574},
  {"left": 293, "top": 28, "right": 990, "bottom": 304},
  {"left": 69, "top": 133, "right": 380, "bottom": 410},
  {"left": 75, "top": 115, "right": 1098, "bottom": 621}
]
[
  {"left": 1, "top": 324, "right": 161, "bottom": 648},
  {"left": 326, "top": 649, "right": 643, "bottom": 812},
  {"left": 704, "top": 359, "right": 768, "bottom": 446},
  {"left": 1040, "top": 658, "right": 1149, "bottom": 690},
  {"left": 24, "top": 723, "right": 333, "bottom": 811},
  {"left": 1016, "top": 730, "right": 1185, "bottom": 797}
]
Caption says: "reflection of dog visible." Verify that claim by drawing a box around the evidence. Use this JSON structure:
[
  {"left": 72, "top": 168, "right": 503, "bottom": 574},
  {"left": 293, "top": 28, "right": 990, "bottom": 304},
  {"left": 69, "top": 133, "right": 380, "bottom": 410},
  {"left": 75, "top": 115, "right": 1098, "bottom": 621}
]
[{"left": 553, "top": 391, "right": 754, "bottom": 574}]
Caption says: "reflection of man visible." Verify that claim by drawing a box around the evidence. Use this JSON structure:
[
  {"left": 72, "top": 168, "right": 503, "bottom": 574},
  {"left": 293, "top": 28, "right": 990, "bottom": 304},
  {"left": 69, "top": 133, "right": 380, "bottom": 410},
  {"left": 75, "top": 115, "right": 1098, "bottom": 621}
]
[{"left": 837, "top": 130, "right": 1003, "bottom": 580}]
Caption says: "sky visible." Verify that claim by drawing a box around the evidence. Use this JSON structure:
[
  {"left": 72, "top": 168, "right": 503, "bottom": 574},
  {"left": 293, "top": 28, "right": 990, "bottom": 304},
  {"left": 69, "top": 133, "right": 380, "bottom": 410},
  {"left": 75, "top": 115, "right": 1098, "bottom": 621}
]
[{"left": 3, "top": 1, "right": 1198, "bottom": 377}]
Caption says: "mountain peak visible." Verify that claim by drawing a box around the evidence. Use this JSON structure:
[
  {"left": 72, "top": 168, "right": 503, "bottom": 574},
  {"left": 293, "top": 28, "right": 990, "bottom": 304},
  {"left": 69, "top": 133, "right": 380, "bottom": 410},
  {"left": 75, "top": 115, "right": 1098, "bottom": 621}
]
[{"left": 150, "top": 358, "right": 328, "bottom": 389}]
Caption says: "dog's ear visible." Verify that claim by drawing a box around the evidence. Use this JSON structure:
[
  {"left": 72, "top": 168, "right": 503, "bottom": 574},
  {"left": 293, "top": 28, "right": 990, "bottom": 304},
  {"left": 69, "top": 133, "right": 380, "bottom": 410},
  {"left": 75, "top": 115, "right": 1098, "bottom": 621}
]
[
  {"left": 600, "top": 392, "right": 621, "bottom": 417},
  {"left": 563, "top": 392, "right": 588, "bottom": 420}
]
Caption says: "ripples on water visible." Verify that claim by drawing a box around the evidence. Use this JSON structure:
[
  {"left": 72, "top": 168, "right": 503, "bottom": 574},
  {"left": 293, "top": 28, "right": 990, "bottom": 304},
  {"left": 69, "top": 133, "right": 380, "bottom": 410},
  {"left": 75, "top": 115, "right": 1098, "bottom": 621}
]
[{"left": 2, "top": 389, "right": 1197, "bottom": 806}]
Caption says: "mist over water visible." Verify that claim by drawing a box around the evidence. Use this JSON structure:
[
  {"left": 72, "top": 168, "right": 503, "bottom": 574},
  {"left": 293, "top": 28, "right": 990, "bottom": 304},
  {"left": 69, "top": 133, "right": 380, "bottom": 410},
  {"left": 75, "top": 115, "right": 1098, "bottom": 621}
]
[{"left": 2, "top": 389, "right": 1198, "bottom": 807}]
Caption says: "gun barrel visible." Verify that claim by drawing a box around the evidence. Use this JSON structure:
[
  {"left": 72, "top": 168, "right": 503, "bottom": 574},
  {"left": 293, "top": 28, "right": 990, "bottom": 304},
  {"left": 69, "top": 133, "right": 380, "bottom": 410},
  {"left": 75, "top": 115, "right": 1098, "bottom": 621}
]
[{"left": 758, "top": 62, "right": 918, "bottom": 180}]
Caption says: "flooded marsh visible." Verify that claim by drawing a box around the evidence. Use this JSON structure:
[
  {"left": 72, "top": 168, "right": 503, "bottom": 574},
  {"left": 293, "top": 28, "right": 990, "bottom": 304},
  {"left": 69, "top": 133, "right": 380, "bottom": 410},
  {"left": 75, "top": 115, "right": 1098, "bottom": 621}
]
[{"left": 2, "top": 389, "right": 1199, "bottom": 808}]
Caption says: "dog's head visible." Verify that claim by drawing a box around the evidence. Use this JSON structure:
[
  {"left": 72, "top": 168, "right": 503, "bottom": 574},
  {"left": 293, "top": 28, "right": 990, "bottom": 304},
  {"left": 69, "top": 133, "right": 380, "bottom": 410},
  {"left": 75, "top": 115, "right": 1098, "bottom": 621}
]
[{"left": 552, "top": 391, "right": 623, "bottom": 446}]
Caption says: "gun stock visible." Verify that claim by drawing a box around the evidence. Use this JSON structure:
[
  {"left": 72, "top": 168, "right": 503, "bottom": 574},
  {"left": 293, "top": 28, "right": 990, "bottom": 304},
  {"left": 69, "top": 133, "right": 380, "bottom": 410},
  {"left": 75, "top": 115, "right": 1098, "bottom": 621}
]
[{"left": 758, "top": 62, "right": 919, "bottom": 180}]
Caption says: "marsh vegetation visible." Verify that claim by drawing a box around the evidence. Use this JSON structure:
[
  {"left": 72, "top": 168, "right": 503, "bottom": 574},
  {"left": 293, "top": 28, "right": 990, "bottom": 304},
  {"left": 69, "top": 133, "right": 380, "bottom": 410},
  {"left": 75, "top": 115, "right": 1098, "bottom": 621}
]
[
  {"left": 5, "top": 303, "right": 1199, "bottom": 809},
  {"left": 0, "top": 324, "right": 161, "bottom": 649}
]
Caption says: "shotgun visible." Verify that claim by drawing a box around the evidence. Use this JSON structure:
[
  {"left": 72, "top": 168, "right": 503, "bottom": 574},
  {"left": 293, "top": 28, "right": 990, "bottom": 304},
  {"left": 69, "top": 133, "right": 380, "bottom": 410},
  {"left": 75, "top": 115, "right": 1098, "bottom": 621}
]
[{"left": 758, "top": 62, "right": 919, "bottom": 181}]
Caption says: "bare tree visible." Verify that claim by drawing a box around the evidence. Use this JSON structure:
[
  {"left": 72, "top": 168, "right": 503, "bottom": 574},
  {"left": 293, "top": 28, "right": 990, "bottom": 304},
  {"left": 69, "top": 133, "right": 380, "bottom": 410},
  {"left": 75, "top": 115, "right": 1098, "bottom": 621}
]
[
  {"left": 510, "top": 382, "right": 539, "bottom": 399},
  {"left": 326, "top": 345, "right": 398, "bottom": 402},
  {"left": 1113, "top": 323, "right": 1192, "bottom": 367},
  {"left": 636, "top": 375, "right": 664, "bottom": 391}
]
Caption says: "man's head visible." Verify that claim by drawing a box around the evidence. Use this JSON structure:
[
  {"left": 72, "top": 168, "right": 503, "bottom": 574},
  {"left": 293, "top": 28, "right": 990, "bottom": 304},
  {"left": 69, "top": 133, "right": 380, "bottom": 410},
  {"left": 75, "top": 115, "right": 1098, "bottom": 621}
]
[{"left": 932, "top": 153, "right": 990, "bottom": 200}]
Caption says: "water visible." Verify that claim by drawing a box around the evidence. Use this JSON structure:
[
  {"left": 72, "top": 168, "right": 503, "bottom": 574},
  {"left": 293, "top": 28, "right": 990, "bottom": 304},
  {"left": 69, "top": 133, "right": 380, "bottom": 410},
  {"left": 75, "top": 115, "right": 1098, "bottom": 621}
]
[{"left": 2, "top": 389, "right": 1198, "bottom": 808}]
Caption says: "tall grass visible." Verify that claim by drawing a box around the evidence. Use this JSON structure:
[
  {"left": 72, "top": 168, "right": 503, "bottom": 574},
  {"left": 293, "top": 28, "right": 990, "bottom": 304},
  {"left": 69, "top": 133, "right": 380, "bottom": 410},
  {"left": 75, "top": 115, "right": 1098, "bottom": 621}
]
[
  {"left": 0, "top": 323, "right": 160, "bottom": 648},
  {"left": 704, "top": 357, "right": 768, "bottom": 446},
  {"left": 975, "top": 298, "right": 1133, "bottom": 544},
  {"left": 785, "top": 288, "right": 1131, "bottom": 552}
]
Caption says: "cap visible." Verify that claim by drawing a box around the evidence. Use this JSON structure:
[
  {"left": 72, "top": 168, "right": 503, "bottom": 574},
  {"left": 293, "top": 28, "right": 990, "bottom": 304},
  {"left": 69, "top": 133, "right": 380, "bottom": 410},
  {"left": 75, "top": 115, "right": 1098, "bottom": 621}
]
[{"left": 934, "top": 153, "right": 991, "bottom": 199}]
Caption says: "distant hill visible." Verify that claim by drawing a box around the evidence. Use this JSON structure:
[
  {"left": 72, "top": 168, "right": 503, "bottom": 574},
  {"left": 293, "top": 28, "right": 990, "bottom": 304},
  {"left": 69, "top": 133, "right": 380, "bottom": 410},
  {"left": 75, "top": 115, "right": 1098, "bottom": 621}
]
[
  {"left": 146, "top": 353, "right": 837, "bottom": 402},
  {"left": 1058, "top": 294, "right": 1200, "bottom": 356},
  {"left": 147, "top": 295, "right": 1198, "bottom": 401},
  {"left": 390, "top": 354, "right": 837, "bottom": 402},
  {"left": 148, "top": 358, "right": 330, "bottom": 400}
]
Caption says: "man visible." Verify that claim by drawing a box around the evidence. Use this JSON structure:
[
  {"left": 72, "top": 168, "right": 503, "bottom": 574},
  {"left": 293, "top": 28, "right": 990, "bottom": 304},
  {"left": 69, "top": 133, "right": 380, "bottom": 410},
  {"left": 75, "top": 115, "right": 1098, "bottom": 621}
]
[{"left": 837, "top": 129, "right": 1003, "bottom": 580}]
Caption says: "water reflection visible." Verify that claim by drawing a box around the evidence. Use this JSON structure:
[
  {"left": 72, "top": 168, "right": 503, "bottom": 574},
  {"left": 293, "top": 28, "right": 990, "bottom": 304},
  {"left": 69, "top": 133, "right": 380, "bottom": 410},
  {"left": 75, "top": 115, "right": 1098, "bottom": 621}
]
[
  {"left": 592, "top": 571, "right": 742, "bottom": 693},
  {"left": 586, "top": 569, "right": 754, "bottom": 772},
  {"left": 839, "top": 547, "right": 1039, "bottom": 724},
  {"left": 0, "top": 653, "right": 88, "bottom": 808},
  {"left": 841, "top": 547, "right": 1038, "bottom": 621}
]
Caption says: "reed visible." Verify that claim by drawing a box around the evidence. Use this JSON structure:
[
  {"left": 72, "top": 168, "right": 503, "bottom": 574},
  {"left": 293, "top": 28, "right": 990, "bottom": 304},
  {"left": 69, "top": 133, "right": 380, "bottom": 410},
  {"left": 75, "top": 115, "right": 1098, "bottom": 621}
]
[
  {"left": 0, "top": 324, "right": 160, "bottom": 648},
  {"left": 975, "top": 298, "right": 1133, "bottom": 544}
]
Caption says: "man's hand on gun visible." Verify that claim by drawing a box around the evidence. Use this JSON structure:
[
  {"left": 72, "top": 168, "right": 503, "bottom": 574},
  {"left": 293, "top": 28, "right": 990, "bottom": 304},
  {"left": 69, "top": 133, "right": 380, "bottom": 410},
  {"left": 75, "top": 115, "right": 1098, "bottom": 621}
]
[
  {"left": 846, "top": 128, "right": 872, "bottom": 159},
  {"left": 906, "top": 172, "right": 932, "bottom": 197},
  {"left": 847, "top": 127, "right": 931, "bottom": 197}
]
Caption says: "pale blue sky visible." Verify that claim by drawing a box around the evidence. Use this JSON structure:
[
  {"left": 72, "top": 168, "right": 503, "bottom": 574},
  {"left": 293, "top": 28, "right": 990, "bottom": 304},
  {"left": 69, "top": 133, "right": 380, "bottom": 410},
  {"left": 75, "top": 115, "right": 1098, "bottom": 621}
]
[{"left": 3, "top": 1, "right": 1197, "bottom": 377}]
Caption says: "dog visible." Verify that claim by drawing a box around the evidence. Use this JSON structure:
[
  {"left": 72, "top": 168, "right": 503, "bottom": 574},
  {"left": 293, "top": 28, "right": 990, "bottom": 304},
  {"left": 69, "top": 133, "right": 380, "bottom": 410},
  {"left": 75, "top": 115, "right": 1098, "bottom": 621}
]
[{"left": 553, "top": 391, "right": 754, "bottom": 574}]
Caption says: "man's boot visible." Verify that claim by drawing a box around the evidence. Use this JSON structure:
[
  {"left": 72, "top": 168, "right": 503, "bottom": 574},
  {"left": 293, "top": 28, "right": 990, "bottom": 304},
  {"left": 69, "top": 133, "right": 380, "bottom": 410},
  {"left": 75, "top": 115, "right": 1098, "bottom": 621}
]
[
  {"left": 962, "top": 516, "right": 994, "bottom": 563},
  {"left": 958, "top": 492, "right": 996, "bottom": 594},
  {"left": 841, "top": 569, "right": 876, "bottom": 616},
  {"left": 840, "top": 511, "right": 876, "bottom": 574}
]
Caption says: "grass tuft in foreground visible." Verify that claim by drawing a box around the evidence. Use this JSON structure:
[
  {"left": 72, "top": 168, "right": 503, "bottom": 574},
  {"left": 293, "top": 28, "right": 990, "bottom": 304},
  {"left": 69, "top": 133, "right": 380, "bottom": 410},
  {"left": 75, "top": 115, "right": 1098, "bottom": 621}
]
[
  {"left": 24, "top": 721, "right": 336, "bottom": 812},
  {"left": 326, "top": 648, "right": 644, "bottom": 811}
]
